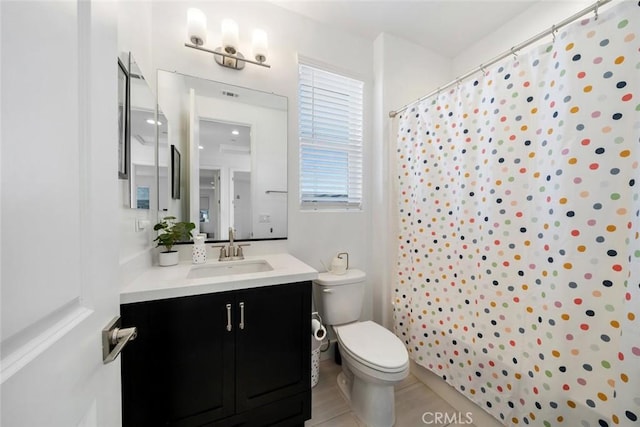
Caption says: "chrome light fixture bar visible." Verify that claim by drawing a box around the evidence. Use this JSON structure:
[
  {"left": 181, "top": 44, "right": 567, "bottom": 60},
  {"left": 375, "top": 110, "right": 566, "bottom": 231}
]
[
  {"left": 186, "top": 8, "right": 270, "bottom": 70},
  {"left": 184, "top": 43, "right": 271, "bottom": 69}
]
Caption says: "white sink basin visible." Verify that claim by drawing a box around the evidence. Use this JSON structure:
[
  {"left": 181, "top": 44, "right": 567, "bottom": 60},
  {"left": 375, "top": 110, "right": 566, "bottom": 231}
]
[{"left": 187, "top": 259, "right": 274, "bottom": 279}]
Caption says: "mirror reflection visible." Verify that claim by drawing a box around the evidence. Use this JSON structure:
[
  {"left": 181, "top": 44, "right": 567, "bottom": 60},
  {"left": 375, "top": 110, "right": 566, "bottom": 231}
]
[
  {"left": 157, "top": 111, "right": 169, "bottom": 213},
  {"left": 128, "top": 55, "right": 160, "bottom": 210},
  {"left": 157, "top": 71, "right": 288, "bottom": 241},
  {"left": 199, "top": 120, "right": 252, "bottom": 239}
]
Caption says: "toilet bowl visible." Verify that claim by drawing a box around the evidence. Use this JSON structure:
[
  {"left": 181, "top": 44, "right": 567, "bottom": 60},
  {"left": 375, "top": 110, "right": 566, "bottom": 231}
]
[
  {"left": 334, "top": 321, "right": 409, "bottom": 426},
  {"left": 313, "top": 270, "right": 409, "bottom": 426}
]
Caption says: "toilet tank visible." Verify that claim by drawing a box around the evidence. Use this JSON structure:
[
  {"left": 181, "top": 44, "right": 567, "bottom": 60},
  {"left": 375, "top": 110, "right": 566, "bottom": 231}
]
[{"left": 313, "top": 269, "right": 366, "bottom": 326}]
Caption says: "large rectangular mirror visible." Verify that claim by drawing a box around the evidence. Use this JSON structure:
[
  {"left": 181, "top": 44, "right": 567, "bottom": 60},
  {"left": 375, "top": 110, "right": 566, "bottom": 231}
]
[
  {"left": 129, "top": 57, "right": 158, "bottom": 210},
  {"left": 157, "top": 71, "right": 287, "bottom": 241},
  {"left": 121, "top": 52, "right": 161, "bottom": 211}
]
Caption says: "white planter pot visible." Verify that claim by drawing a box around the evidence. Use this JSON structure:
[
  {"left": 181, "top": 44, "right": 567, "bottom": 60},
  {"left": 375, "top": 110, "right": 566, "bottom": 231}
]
[{"left": 158, "top": 250, "right": 179, "bottom": 267}]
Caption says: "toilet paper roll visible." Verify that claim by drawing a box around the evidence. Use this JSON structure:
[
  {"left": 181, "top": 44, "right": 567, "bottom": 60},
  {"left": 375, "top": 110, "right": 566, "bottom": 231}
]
[{"left": 311, "top": 319, "right": 326, "bottom": 341}]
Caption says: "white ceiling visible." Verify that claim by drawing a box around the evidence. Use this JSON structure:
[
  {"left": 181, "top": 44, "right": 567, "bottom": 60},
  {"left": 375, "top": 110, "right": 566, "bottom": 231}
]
[
  {"left": 200, "top": 119, "right": 251, "bottom": 149},
  {"left": 269, "top": 1, "right": 540, "bottom": 58}
]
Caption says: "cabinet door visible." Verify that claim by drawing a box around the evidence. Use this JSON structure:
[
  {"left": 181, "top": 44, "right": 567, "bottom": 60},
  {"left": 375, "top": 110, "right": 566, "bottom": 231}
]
[
  {"left": 234, "top": 282, "right": 311, "bottom": 412},
  {"left": 121, "top": 292, "right": 235, "bottom": 426}
]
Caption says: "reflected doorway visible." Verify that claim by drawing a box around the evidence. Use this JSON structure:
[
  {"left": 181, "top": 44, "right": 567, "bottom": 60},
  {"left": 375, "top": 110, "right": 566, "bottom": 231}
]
[
  {"left": 199, "top": 168, "right": 220, "bottom": 239},
  {"left": 198, "top": 119, "right": 251, "bottom": 240}
]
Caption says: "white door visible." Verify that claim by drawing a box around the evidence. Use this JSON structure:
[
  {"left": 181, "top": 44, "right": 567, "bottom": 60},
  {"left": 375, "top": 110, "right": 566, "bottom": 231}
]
[{"left": 1, "top": 1, "right": 122, "bottom": 426}]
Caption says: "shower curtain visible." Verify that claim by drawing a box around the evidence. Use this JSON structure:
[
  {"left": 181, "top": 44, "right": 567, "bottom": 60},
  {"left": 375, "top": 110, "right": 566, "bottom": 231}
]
[{"left": 394, "top": 2, "right": 639, "bottom": 426}]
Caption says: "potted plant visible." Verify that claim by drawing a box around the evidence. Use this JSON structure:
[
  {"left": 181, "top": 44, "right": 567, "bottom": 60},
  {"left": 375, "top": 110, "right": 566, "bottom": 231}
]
[{"left": 154, "top": 216, "right": 196, "bottom": 266}]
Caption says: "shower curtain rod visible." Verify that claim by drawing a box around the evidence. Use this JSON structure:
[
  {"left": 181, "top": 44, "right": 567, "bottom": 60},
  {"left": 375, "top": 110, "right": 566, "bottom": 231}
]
[{"left": 388, "top": 0, "right": 612, "bottom": 118}]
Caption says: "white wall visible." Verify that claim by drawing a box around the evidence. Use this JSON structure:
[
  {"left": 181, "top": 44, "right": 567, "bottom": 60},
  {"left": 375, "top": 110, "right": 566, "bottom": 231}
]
[
  {"left": 117, "top": 0, "right": 156, "bottom": 270},
  {"left": 453, "top": 0, "right": 596, "bottom": 75},
  {"left": 117, "top": 1, "right": 153, "bottom": 89}
]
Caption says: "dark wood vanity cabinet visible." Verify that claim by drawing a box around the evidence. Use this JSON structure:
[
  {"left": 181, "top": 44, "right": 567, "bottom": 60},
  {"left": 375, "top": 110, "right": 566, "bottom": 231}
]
[{"left": 120, "top": 281, "right": 311, "bottom": 427}]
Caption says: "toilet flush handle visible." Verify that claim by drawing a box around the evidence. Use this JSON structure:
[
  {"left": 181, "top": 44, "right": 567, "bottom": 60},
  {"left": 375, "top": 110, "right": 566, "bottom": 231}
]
[{"left": 322, "top": 288, "right": 333, "bottom": 293}]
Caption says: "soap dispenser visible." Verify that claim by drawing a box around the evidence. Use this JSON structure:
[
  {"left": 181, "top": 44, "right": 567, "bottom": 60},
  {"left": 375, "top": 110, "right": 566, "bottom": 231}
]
[{"left": 192, "top": 234, "right": 207, "bottom": 264}]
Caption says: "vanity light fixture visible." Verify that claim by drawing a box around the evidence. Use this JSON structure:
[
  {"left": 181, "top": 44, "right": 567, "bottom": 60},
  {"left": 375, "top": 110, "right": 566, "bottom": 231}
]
[{"left": 185, "top": 8, "right": 270, "bottom": 70}]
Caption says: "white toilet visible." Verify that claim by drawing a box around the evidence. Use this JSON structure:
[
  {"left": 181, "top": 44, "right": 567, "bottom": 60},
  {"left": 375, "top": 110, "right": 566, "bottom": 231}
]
[{"left": 313, "top": 269, "right": 409, "bottom": 427}]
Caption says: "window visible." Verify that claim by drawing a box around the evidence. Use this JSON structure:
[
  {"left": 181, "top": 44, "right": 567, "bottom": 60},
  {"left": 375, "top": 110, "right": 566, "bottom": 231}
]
[{"left": 298, "top": 62, "right": 363, "bottom": 210}]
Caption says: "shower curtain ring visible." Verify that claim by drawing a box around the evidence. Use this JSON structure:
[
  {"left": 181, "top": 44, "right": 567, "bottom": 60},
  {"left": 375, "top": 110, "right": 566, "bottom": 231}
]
[
  {"left": 510, "top": 47, "right": 518, "bottom": 59},
  {"left": 551, "top": 25, "right": 557, "bottom": 43},
  {"left": 594, "top": 1, "right": 599, "bottom": 20}
]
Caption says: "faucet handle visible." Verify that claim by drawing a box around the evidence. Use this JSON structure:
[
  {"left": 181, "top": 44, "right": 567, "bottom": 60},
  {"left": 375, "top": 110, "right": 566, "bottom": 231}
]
[
  {"left": 236, "top": 244, "right": 250, "bottom": 259},
  {"left": 212, "top": 244, "right": 227, "bottom": 261}
]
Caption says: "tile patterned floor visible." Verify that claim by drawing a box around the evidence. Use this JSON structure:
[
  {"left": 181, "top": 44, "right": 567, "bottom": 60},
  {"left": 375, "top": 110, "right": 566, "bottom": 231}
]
[{"left": 306, "top": 359, "right": 477, "bottom": 427}]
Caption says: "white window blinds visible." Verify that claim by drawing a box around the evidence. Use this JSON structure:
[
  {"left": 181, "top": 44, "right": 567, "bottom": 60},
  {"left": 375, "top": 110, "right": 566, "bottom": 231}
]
[{"left": 298, "top": 63, "right": 363, "bottom": 210}]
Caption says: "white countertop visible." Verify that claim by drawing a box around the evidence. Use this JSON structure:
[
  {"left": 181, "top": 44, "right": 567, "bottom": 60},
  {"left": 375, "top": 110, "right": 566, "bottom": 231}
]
[{"left": 120, "top": 253, "right": 318, "bottom": 304}]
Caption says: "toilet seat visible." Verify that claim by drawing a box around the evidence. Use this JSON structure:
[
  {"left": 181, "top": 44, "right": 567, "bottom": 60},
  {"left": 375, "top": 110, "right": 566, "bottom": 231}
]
[{"left": 335, "top": 321, "right": 409, "bottom": 374}]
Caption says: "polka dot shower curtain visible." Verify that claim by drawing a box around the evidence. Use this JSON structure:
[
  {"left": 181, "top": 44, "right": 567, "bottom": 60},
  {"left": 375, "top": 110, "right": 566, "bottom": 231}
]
[{"left": 394, "top": 2, "right": 639, "bottom": 426}]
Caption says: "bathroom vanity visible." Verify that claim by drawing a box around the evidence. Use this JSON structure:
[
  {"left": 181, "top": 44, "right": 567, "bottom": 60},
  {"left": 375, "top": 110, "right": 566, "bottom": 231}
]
[{"left": 119, "top": 254, "right": 317, "bottom": 426}]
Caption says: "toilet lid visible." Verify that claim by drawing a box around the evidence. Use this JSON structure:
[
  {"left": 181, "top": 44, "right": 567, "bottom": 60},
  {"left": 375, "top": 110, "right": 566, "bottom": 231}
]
[
  {"left": 315, "top": 269, "right": 366, "bottom": 286},
  {"left": 335, "top": 321, "right": 408, "bottom": 372}
]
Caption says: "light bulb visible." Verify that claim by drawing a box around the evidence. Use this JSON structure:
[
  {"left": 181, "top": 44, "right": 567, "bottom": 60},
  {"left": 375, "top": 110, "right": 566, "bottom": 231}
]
[
  {"left": 187, "top": 8, "right": 207, "bottom": 46},
  {"left": 252, "top": 29, "right": 268, "bottom": 63},
  {"left": 221, "top": 19, "right": 239, "bottom": 54}
]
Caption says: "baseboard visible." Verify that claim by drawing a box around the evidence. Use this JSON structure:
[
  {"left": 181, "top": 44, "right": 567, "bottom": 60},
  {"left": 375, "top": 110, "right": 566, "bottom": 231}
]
[{"left": 410, "top": 360, "right": 503, "bottom": 427}]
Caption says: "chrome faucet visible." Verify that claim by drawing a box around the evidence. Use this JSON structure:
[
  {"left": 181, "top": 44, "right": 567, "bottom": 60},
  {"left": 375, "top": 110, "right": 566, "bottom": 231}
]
[
  {"left": 228, "top": 227, "right": 235, "bottom": 259},
  {"left": 212, "top": 227, "right": 250, "bottom": 261}
]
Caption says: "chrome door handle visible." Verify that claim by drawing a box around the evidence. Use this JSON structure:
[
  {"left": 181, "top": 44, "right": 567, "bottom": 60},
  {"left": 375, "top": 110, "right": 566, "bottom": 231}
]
[
  {"left": 226, "top": 303, "right": 232, "bottom": 331},
  {"left": 102, "top": 316, "right": 137, "bottom": 364},
  {"left": 239, "top": 302, "right": 245, "bottom": 330}
]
